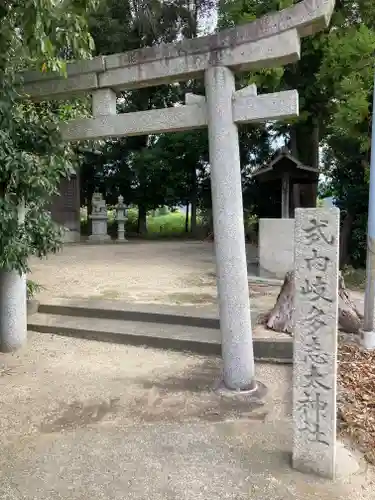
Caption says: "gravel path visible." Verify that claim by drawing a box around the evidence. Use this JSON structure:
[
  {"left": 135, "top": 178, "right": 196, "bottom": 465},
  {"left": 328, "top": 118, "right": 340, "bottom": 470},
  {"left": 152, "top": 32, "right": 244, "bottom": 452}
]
[{"left": 28, "top": 241, "right": 278, "bottom": 310}]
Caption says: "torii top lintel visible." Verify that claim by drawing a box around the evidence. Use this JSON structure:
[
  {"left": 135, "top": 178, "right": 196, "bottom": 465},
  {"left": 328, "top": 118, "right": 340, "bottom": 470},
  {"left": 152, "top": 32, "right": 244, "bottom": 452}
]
[{"left": 20, "top": 0, "right": 334, "bottom": 101}]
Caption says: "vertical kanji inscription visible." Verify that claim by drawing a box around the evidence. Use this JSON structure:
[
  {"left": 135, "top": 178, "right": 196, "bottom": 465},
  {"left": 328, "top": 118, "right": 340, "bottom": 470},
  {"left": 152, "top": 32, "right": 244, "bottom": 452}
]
[{"left": 293, "top": 208, "right": 339, "bottom": 480}]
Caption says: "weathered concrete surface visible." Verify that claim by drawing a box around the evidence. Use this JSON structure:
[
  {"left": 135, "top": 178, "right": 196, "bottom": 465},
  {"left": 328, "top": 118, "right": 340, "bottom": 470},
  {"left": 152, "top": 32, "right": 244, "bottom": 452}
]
[
  {"left": 259, "top": 218, "right": 295, "bottom": 278},
  {"left": 19, "top": 0, "right": 335, "bottom": 99},
  {"left": 0, "top": 334, "right": 373, "bottom": 499},
  {"left": 26, "top": 241, "right": 285, "bottom": 362},
  {"left": 27, "top": 311, "right": 293, "bottom": 362}
]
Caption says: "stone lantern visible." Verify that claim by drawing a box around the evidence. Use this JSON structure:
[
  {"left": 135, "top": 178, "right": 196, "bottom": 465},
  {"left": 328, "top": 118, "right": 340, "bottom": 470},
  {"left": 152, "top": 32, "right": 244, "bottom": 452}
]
[{"left": 116, "top": 195, "right": 128, "bottom": 242}]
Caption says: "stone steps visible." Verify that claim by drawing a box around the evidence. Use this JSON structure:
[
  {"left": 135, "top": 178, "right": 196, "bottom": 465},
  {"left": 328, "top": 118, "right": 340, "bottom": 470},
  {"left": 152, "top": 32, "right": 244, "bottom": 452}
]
[
  {"left": 37, "top": 298, "right": 222, "bottom": 330},
  {"left": 28, "top": 298, "right": 292, "bottom": 362}
]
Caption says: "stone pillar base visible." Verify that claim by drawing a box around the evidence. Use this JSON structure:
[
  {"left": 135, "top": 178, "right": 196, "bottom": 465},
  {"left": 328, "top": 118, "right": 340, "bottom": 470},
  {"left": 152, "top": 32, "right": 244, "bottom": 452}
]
[
  {"left": 214, "top": 379, "right": 267, "bottom": 401},
  {"left": 88, "top": 234, "right": 111, "bottom": 242},
  {"left": 63, "top": 229, "right": 81, "bottom": 243},
  {"left": 359, "top": 329, "right": 375, "bottom": 350}
]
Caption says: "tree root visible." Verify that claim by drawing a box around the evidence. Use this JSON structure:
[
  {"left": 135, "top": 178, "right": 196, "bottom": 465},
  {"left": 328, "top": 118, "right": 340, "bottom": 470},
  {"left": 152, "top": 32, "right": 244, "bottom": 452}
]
[{"left": 262, "top": 271, "right": 363, "bottom": 335}]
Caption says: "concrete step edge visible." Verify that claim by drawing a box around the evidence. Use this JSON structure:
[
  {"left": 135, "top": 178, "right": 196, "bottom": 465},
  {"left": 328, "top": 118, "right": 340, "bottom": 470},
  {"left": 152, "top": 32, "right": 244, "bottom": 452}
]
[
  {"left": 37, "top": 300, "right": 258, "bottom": 331},
  {"left": 28, "top": 313, "right": 293, "bottom": 363}
]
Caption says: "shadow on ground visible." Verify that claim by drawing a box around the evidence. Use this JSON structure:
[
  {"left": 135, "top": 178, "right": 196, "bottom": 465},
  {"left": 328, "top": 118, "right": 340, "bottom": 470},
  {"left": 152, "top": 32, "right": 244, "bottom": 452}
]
[{"left": 125, "top": 358, "right": 268, "bottom": 424}]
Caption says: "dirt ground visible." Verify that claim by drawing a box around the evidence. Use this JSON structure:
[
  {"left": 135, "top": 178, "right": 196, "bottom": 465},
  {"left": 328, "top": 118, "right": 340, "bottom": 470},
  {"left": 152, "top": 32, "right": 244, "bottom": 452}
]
[
  {"left": 0, "top": 334, "right": 374, "bottom": 499},
  {"left": 28, "top": 240, "right": 279, "bottom": 312}
]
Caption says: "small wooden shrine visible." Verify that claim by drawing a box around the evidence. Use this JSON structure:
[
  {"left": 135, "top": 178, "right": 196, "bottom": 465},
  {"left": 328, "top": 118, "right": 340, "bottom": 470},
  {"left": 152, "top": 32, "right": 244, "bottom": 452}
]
[{"left": 252, "top": 147, "right": 319, "bottom": 218}]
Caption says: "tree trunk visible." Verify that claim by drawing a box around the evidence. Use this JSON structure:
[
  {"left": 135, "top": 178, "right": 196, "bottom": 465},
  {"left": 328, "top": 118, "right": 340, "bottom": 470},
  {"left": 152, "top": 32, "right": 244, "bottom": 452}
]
[
  {"left": 290, "top": 127, "right": 298, "bottom": 157},
  {"left": 86, "top": 189, "right": 94, "bottom": 235},
  {"left": 185, "top": 203, "right": 190, "bottom": 233},
  {"left": 339, "top": 213, "right": 354, "bottom": 268},
  {"left": 311, "top": 117, "right": 320, "bottom": 170},
  {"left": 190, "top": 166, "right": 198, "bottom": 235},
  {"left": 263, "top": 271, "right": 363, "bottom": 335},
  {"left": 264, "top": 271, "right": 295, "bottom": 333},
  {"left": 290, "top": 120, "right": 320, "bottom": 208},
  {"left": 208, "top": 208, "right": 213, "bottom": 234},
  {"left": 137, "top": 204, "right": 148, "bottom": 234},
  {"left": 191, "top": 201, "right": 197, "bottom": 235}
]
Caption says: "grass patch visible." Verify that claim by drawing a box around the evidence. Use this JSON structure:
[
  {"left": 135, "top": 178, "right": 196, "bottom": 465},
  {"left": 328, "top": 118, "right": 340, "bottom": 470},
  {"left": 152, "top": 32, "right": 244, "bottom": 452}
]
[
  {"left": 147, "top": 212, "right": 186, "bottom": 235},
  {"left": 27, "top": 279, "right": 43, "bottom": 299},
  {"left": 81, "top": 207, "right": 205, "bottom": 239}
]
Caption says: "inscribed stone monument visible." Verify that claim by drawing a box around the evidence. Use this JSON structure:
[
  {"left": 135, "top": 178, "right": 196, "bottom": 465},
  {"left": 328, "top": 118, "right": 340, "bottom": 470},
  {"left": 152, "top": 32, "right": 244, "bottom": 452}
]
[{"left": 293, "top": 207, "right": 339, "bottom": 479}]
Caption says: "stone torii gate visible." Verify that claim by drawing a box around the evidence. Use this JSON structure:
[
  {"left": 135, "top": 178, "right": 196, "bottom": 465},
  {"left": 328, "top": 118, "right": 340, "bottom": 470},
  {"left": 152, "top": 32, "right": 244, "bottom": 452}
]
[{"left": 15, "top": 0, "right": 335, "bottom": 391}]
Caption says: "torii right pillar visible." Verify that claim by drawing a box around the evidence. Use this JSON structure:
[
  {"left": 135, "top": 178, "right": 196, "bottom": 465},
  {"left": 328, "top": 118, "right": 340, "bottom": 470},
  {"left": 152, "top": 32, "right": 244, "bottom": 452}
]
[{"left": 205, "top": 66, "right": 255, "bottom": 391}]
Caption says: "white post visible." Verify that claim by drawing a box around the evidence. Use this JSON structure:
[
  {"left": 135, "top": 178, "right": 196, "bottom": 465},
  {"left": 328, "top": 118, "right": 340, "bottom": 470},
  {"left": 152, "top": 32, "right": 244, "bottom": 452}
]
[
  {"left": 205, "top": 66, "right": 255, "bottom": 391},
  {"left": 361, "top": 68, "right": 375, "bottom": 349},
  {"left": 0, "top": 201, "right": 27, "bottom": 352}
]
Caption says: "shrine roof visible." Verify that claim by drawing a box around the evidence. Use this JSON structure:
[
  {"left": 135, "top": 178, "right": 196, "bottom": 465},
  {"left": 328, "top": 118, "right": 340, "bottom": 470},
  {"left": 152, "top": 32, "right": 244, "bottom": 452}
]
[{"left": 252, "top": 147, "right": 319, "bottom": 180}]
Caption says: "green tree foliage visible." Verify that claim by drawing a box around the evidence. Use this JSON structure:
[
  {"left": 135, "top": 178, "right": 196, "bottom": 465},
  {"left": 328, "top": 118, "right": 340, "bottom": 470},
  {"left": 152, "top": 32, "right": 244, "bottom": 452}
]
[
  {"left": 1, "top": 1, "right": 95, "bottom": 72},
  {"left": 219, "top": 0, "right": 375, "bottom": 267},
  {"left": 83, "top": 0, "right": 217, "bottom": 233},
  {"left": 0, "top": 0, "right": 96, "bottom": 273},
  {"left": 317, "top": 3, "right": 375, "bottom": 266}
]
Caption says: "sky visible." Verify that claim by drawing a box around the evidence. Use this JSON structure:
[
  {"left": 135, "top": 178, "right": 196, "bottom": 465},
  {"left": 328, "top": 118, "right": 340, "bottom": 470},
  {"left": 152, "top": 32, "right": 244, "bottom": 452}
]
[{"left": 200, "top": 4, "right": 218, "bottom": 34}]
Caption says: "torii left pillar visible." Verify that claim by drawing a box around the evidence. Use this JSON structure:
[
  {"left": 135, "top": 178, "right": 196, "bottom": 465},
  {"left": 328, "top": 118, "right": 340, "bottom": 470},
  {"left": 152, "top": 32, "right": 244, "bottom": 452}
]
[
  {"left": 205, "top": 66, "right": 255, "bottom": 391},
  {"left": 0, "top": 202, "right": 27, "bottom": 352}
]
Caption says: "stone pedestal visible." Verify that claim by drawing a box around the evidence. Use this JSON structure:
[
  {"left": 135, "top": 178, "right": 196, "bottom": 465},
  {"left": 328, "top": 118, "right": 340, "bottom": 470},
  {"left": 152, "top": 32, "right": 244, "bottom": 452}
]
[
  {"left": 63, "top": 219, "right": 81, "bottom": 243},
  {"left": 89, "top": 217, "right": 111, "bottom": 242},
  {"left": 89, "top": 193, "right": 110, "bottom": 242}
]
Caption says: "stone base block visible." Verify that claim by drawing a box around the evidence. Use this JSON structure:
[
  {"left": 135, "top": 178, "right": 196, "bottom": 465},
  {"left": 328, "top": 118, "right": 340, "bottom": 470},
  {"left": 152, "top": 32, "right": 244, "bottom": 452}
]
[
  {"left": 259, "top": 218, "right": 294, "bottom": 279},
  {"left": 293, "top": 441, "right": 359, "bottom": 480},
  {"left": 27, "top": 299, "right": 40, "bottom": 317},
  {"left": 88, "top": 234, "right": 111, "bottom": 242},
  {"left": 63, "top": 229, "right": 81, "bottom": 243},
  {"left": 213, "top": 380, "right": 267, "bottom": 402}
]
